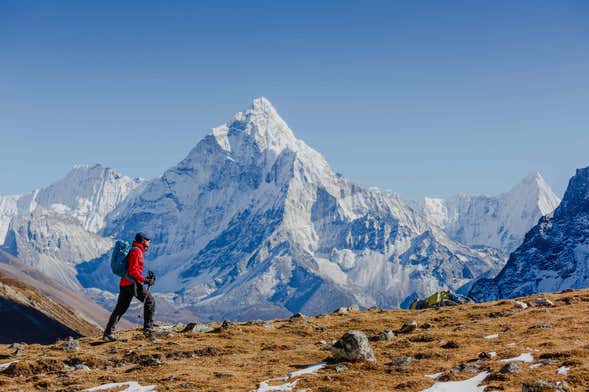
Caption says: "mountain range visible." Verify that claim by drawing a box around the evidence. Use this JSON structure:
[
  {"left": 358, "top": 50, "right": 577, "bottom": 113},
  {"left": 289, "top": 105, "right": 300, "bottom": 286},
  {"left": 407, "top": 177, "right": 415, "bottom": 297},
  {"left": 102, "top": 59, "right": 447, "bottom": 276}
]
[
  {"left": 470, "top": 166, "right": 589, "bottom": 301},
  {"left": 0, "top": 98, "right": 562, "bottom": 321}
]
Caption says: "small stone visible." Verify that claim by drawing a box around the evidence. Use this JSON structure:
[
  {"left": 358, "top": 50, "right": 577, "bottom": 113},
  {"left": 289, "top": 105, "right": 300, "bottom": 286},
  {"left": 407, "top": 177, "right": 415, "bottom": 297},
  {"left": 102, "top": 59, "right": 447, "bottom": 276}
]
[
  {"left": 221, "top": 320, "right": 235, "bottom": 329},
  {"left": 335, "top": 307, "right": 349, "bottom": 315},
  {"left": 452, "top": 363, "right": 481, "bottom": 373},
  {"left": 421, "top": 322, "right": 433, "bottom": 329},
  {"left": 63, "top": 337, "right": 79, "bottom": 352},
  {"left": 500, "top": 362, "right": 520, "bottom": 374},
  {"left": 389, "top": 356, "right": 413, "bottom": 367},
  {"left": 331, "top": 330, "right": 376, "bottom": 362},
  {"left": 14, "top": 348, "right": 23, "bottom": 357},
  {"left": 182, "top": 322, "right": 215, "bottom": 333},
  {"left": 513, "top": 300, "right": 529, "bottom": 309},
  {"left": 529, "top": 323, "right": 552, "bottom": 329},
  {"left": 335, "top": 364, "right": 348, "bottom": 373},
  {"left": 370, "top": 330, "right": 396, "bottom": 342},
  {"left": 398, "top": 321, "right": 417, "bottom": 334},
  {"left": 319, "top": 340, "right": 327, "bottom": 345},
  {"left": 522, "top": 380, "right": 568, "bottom": 392},
  {"left": 441, "top": 340, "right": 459, "bottom": 349},
  {"left": 533, "top": 298, "right": 555, "bottom": 307},
  {"left": 478, "top": 351, "right": 497, "bottom": 360},
  {"left": 290, "top": 313, "right": 305, "bottom": 319}
]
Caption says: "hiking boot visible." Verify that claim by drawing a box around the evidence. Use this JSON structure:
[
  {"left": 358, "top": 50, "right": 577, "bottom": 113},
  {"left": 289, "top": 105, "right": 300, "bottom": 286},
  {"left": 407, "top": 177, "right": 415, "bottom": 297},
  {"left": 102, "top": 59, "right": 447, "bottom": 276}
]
[{"left": 102, "top": 334, "right": 117, "bottom": 342}]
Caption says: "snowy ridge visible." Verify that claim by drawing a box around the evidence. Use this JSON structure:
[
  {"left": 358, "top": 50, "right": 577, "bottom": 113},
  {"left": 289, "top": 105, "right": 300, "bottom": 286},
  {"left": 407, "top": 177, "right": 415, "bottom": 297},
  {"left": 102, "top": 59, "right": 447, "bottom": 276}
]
[
  {"left": 469, "top": 166, "right": 589, "bottom": 301},
  {"left": 0, "top": 98, "right": 562, "bottom": 320},
  {"left": 416, "top": 172, "right": 560, "bottom": 253}
]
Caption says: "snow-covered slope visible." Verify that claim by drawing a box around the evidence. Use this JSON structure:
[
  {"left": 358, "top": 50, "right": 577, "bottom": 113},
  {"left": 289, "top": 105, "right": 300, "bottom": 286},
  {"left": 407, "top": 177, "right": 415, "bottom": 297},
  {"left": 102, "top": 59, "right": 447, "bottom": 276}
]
[
  {"left": 416, "top": 173, "right": 560, "bottom": 253},
  {"left": 0, "top": 99, "right": 561, "bottom": 321},
  {"left": 0, "top": 165, "right": 143, "bottom": 288},
  {"left": 469, "top": 166, "right": 589, "bottom": 301},
  {"left": 100, "top": 98, "right": 507, "bottom": 320},
  {"left": 0, "top": 165, "right": 144, "bottom": 246}
]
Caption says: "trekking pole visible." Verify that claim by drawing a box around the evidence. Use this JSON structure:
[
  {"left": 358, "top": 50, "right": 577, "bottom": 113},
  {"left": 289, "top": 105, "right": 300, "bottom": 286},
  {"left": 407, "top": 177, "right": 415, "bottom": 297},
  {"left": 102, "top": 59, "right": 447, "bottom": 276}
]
[{"left": 137, "top": 282, "right": 153, "bottom": 321}]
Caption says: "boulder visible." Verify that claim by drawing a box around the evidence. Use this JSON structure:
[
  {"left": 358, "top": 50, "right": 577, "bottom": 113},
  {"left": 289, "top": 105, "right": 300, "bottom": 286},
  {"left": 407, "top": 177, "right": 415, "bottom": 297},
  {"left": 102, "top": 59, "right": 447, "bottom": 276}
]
[
  {"left": 331, "top": 330, "right": 376, "bottom": 362},
  {"left": 522, "top": 380, "right": 569, "bottom": 392},
  {"left": 398, "top": 321, "right": 417, "bottom": 334},
  {"left": 370, "top": 330, "right": 396, "bottom": 342},
  {"left": 533, "top": 298, "right": 555, "bottom": 307},
  {"left": 500, "top": 362, "right": 520, "bottom": 373},
  {"left": 513, "top": 300, "right": 528, "bottom": 309},
  {"left": 182, "top": 323, "right": 215, "bottom": 333}
]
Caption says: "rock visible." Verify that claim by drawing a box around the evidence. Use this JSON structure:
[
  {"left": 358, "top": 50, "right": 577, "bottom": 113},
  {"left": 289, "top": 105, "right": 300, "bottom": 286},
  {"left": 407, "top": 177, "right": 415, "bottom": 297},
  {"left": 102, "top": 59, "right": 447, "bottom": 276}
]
[
  {"left": 529, "top": 323, "right": 552, "bottom": 329},
  {"left": 500, "top": 362, "right": 520, "bottom": 374},
  {"left": 348, "top": 304, "right": 360, "bottom": 312},
  {"left": 290, "top": 313, "right": 305, "bottom": 319},
  {"left": 478, "top": 351, "right": 497, "bottom": 360},
  {"left": 335, "top": 364, "right": 348, "bottom": 373},
  {"left": 221, "top": 320, "right": 235, "bottom": 329},
  {"left": 182, "top": 322, "right": 215, "bottom": 333},
  {"left": 331, "top": 330, "right": 376, "bottom": 362},
  {"left": 335, "top": 307, "right": 349, "bottom": 315},
  {"left": 370, "top": 330, "right": 396, "bottom": 342},
  {"left": 441, "top": 341, "right": 459, "bottom": 349},
  {"left": 522, "top": 380, "right": 569, "bottom": 392},
  {"left": 533, "top": 298, "right": 555, "bottom": 307},
  {"left": 452, "top": 363, "right": 481, "bottom": 373},
  {"left": 514, "top": 300, "right": 529, "bottom": 309},
  {"left": 421, "top": 322, "right": 433, "bottom": 329},
  {"left": 389, "top": 356, "right": 413, "bottom": 367},
  {"left": 14, "top": 348, "right": 23, "bottom": 357},
  {"left": 63, "top": 337, "right": 79, "bottom": 352},
  {"left": 398, "top": 321, "right": 417, "bottom": 334}
]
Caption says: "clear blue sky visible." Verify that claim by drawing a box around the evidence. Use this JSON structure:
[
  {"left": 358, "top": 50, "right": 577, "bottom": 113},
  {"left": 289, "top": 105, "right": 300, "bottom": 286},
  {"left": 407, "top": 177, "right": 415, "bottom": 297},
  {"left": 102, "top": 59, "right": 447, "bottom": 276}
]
[{"left": 1, "top": 1, "right": 587, "bottom": 199}]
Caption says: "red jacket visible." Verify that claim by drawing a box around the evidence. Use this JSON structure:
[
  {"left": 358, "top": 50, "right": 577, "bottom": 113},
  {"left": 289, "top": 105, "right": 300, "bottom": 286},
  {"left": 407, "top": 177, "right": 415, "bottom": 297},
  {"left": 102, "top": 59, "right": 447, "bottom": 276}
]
[{"left": 120, "top": 241, "right": 147, "bottom": 286}]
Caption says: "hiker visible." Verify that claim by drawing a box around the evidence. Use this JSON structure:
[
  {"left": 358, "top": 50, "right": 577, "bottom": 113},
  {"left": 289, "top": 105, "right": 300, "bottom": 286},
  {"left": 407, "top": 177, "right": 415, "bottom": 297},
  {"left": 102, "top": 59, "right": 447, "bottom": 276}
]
[{"left": 103, "top": 232, "right": 157, "bottom": 341}]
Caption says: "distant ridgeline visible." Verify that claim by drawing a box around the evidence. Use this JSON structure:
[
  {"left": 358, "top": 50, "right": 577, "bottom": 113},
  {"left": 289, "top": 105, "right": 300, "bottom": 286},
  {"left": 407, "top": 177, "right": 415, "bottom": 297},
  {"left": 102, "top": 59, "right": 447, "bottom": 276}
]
[
  {"left": 470, "top": 166, "right": 589, "bottom": 301},
  {"left": 0, "top": 98, "right": 569, "bottom": 322}
]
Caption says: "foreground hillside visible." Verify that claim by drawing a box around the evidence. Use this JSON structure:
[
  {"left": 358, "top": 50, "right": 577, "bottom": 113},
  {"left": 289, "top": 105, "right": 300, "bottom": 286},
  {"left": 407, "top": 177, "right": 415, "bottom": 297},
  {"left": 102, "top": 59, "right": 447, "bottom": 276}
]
[
  {"left": 1, "top": 289, "right": 588, "bottom": 391},
  {"left": 0, "top": 271, "right": 99, "bottom": 344}
]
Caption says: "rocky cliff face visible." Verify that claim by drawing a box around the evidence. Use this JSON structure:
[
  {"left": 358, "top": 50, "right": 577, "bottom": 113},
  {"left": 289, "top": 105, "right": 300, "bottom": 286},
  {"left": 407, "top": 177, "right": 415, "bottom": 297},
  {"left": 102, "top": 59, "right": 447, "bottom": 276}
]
[{"left": 470, "top": 166, "right": 589, "bottom": 301}]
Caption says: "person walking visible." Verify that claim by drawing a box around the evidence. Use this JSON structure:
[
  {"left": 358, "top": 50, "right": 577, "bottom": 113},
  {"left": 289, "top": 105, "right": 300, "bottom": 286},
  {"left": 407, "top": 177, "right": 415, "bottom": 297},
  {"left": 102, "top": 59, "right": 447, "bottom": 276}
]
[{"left": 103, "top": 232, "right": 157, "bottom": 341}]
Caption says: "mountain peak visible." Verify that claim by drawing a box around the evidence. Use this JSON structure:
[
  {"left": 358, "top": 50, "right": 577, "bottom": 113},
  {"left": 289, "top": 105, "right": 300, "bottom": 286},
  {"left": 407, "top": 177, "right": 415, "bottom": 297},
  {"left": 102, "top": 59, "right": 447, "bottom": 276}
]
[{"left": 211, "top": 97, "right": 298, "bottom": 155}]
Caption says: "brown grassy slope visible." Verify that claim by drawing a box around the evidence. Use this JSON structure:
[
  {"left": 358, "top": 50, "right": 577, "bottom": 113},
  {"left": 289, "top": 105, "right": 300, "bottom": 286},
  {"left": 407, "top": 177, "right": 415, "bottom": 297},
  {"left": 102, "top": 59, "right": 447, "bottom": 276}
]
[
  {"left": 0, "top": 271, "right": 100, "bottom": 340},
  {"left": 0, "top": 249, "right": 133, "bottom": 330},
  {"left": 1, "top": 289, "right": 588, "bottom": 391}
]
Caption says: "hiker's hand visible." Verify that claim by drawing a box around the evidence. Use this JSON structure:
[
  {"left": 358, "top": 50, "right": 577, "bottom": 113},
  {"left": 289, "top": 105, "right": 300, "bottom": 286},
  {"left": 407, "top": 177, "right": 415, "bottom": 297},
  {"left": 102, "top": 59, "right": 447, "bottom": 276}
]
[{"left": 145, "top": 270, "right": 156, "bottom": 286}]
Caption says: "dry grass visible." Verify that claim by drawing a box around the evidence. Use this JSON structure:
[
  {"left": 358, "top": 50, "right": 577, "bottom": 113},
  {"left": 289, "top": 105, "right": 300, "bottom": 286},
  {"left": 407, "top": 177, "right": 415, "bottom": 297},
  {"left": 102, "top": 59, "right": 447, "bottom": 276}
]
[{"left": 2, "top": 289, "right": 589, "bottom": 391}]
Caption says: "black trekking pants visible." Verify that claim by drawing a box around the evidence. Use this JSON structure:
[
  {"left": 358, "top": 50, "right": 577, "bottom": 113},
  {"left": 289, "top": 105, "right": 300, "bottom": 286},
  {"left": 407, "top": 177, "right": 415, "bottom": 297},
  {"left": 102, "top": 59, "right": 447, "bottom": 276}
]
[{"left": 104, "top": 282, "right": 155, "bottom": 335}]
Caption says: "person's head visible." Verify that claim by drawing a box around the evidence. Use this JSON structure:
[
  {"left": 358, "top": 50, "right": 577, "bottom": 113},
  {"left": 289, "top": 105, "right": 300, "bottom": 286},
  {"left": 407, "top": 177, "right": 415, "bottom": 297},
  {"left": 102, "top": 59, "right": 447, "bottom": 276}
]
[{"left": 135, "top": 232, "right": 151, "bottom": 249}]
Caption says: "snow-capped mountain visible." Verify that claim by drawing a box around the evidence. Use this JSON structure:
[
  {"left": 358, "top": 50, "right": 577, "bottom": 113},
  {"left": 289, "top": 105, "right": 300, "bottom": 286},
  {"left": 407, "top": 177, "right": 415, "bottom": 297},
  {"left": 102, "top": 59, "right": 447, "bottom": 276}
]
[
  {"left": 469, "top": 166, "right": 589, "bottom": 301},
  {"left": 0, "top": 98, "right": 562, "bottom": 320},
  {"left": 416, "top": 173, "right": 560, "bottom": 253},
  {"left": 0, "top": 165, "right": 143, "bottom": 289},
  {"left": 97, "top": 98, "right": 509, "bottom": 320}
]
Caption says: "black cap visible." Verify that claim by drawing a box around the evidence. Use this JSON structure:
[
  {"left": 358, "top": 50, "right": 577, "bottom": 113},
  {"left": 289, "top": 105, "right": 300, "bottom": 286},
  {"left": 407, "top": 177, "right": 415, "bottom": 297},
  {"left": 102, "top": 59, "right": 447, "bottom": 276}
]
[{"left": 135, "top": 232, "right": 151, "bottom": 242}]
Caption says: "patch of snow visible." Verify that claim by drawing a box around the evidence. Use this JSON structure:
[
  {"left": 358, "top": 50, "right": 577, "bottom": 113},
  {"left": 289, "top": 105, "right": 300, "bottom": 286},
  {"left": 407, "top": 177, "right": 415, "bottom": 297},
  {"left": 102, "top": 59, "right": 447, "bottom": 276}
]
[
  {"left": 0, "top": 361, "right": 17, "bottom": 371},
  {"left": 420, "top": 371, "right": 488, "bottom": 392},
  {"left": 500, "top": 353, "right": 534, "bottom": 363},
  {"left": 425, "top": 372, "right": 444, "bottom": 380},
  {"left": 252, "top": 379, "right": 298, "bottom": 392},
  {"left": 288, "top": 362, "right": 327, "bottom": 378},
  {"left": 557, "top": 366, "right": 570, "bottom": 375},
  {"left": 84, "top": 382, "right": 157, "bottom": 392},
  {"left": 530, "top": 363, "right": 544, "bottom": 369},
  {"left": 484, "top": 334, "right": 499, "bottom": 340}
]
